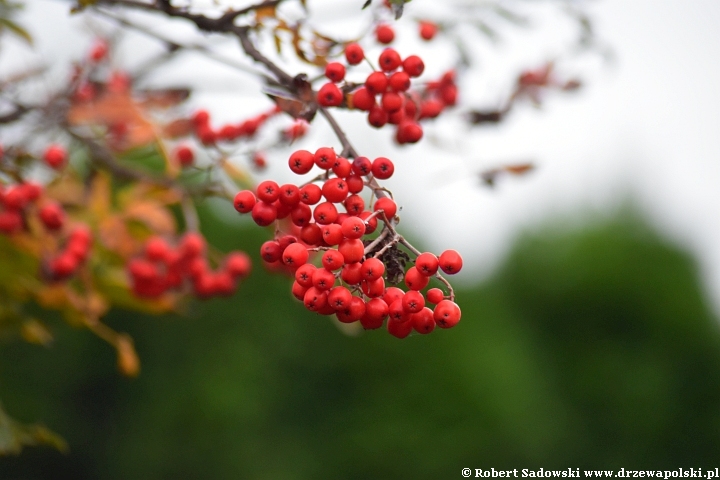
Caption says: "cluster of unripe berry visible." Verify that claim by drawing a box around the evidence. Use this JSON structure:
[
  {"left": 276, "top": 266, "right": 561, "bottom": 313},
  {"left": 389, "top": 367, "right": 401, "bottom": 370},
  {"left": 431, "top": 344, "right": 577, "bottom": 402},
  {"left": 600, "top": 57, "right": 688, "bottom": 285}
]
[
  {"left": 127, "top": 232, "right": 251, "bottom": 299},
  {"left": 232, "top": 146, "right": 462, "bottom": 338}
]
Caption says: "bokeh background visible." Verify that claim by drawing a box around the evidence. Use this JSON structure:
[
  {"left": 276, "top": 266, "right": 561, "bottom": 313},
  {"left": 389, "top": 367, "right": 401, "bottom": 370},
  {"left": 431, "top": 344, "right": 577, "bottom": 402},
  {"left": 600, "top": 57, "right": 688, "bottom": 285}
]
[{"left": 2, "top": 0, "right": 720, "bottom": 478}]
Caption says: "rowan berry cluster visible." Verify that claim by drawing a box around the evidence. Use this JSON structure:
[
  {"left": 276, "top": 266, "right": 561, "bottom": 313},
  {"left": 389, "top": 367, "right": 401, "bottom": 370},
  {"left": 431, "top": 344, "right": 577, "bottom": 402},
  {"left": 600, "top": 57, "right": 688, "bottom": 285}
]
[
  {"left": 127, "top": 232, "right": 251, "bottom": 299},
  {"left": 233, "top": 146, "right": 462, "bottom": 338},
  {"left": 46, "top": 226, "right": 93, "bottom": 281},
  {"left": 190, "top": 106, "right": 280, "bottom": 146}
]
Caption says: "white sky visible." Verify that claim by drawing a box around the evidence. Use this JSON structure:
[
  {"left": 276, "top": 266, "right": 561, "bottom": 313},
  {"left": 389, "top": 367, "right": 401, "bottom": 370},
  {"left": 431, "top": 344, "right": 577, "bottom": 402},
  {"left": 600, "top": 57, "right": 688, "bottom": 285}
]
[{"left": 5, "top": 0, "right": 720, "bottom": 313}]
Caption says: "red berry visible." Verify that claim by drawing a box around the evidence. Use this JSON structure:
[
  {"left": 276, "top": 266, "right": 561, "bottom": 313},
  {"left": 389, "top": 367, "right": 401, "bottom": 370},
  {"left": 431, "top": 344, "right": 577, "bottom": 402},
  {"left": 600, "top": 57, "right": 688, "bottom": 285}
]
[
  {"left": 402, "top": 55, "right": 425, "bottom": 77},
  {"left": 322, "top": 249, "right": 345, "bottom": 271},
  {"left": 375, "top": 24, "right": 395, "bottom": 44},
  {"left": 341, "top": 262, "right": 363, "bottom": 285},
  {"left": 303, "top": 287, "right": 328, "bottom": 312},
  {"left": 367, "top": 106, "right": 388, "bottom": 128},
  {"left": 145, "top": 236, "right": 170, "bottom": 262},
  {"left": 289, "top": 149, "right": 315, "bottom": 175},
  {"left": 360, "top": 257, "right": 384, "bottom": 281},
  {"left": 0, "top": 210, "right": 22, "bottom": 234},
  {"left": 43, "top": 144, "right": 67, "bottom": 169},
  {"left": 89, "top": 39, "right": 109, "bottom": 61},
  {"left": 365, "top": 72, "right": 388, "bottom": 95},
  {"left": 234, "top": 190, "right": 256, "bottom": 213},
  {"left": 261, "top": 240, "right": 282, "bottom": 263},
  {"left": 225, "top": 251, "right": 251, "bottom": 278},
  {"left": 292, "top": 280, "right": 308, "bottom": 301},
  {"left": 405, "top": 266, "right": 429, "bottom": 290},
  {"left": 317, "top": 82, "right": 343, "bottom": 107},
  {"left": 416, "top": 252, "right": 439, "bottom": 276},
  {"left": 50, "top": 253, "right": 78, "bottom": 279},
  {"left": 383, "top": 286, "right": 405, "bottom": 306},
  {"left": 361, "top": 298, "right": 388, "bottom": 329},
  {"left": 344, "top": 194, "right": 365, "bottom": 215},
  {"left": 378, "top": 48, "right": 402, "bottom": 72},
  {"left": 441, "top": 84, "right": 458, "bottom": 106},
  {"left": 412, "top": 307, "right": 435, "bottom": 334},
  {"left": 352, "top": 156, "right": 372, "bottom": 176},
  {"left": 433, "top": 300, "right": 461, "bottom": 328},
  {"left": 388, "top": 71, "right": 411, "bottom": 92},
  {"left": 419, "top": 21, "right": 438, "bottom": 41},
  {"left": 256, "top": 180, "right": 280, "bottom": 203},
  {"left": 278, "top": 184, "right": 301, "bottom": 206},
  {"left": 336, "top": 296, "right": 366, "bottom": 323},
  {"left": 439, "top": 249, "right": 463, "bottom": 274},
  {"left": 371, "top": 157, "right": 394, "bottom": 179},
  {"left": 341, "top": 216, "right": 366, "bottom": 239},
  {"left": 325, "top": 62, "right": 346, "bottom": 82},
  {"left": 331, "top": 156, "right": 352, "bottom": 178},
  {"left": 387, "top": 316, "right": 412, "bottom": 338},
  {"left": 397, "top": 121, "right": 423, "bottom": 144},
  {"left": 282, "top": 243, "right": 309, "bottom": 270},
  {"left": 426, "top": 288, "right": 444, "bottom": 305},
  {"left": 314, "top": 147, "right": 336, "bottom": 170},
  {"left": 338, "top": 238, "right": 364, "bottom": 264},
  {"left": 344, "top": 43, "right": 365, "bottom": 65},
  {"left": 381, "top": 92, "right": 403, "bottom": 113},
  {"left": 300, "top": 184, "right": 323, "bottom": 205},
  {"left": 175, "top": 145, "right": 194, "bottom": 167},
  {"left": 251, "top": 201, "right": 277, "bottom": 226},
  {"left": 295, "top": 263, "right": 317, "bottom": 288},
  {"left": 361, "top": 277, "right": 385, "bottom": 298},
  {"left": 321, "top": 223, "right": 343, "bottom": 246},
  {"left": 38, "top": 203, "right": 65, "bottom": 231},
  {"left": 312, "top": 267, "right": 336, "bottom": 291},
  {"left": 373, "top": 197, "right": 397, "bottom": 219},
  {"left": 321, "top": 178, "right": 349, "bottom": 203},
  {"left": 387, "top": 299, "right": 410, "bottom": 324},
  {"left": 290, "top": 203, "right": 312, "bottom": 226},
  {"left": 313, "top": 201, "right": 338, "bottom": 225},
  {"left": 359, "top": 211, "right": 378, "bottom": 234},
  {"left": 402, "top": 290, "right": 425, "bottom": 313},
  {"left": 351, "top": 87, "right": 375, "bottom": 111},
  {"left": 328, "top": 286, "right": 353, "bottom": 310},
  {"left": 180, "top": 232, "right": 206, "bottom": 258},
  {"left": 300, "top": 223, "right": 323, "bottom": 245}
]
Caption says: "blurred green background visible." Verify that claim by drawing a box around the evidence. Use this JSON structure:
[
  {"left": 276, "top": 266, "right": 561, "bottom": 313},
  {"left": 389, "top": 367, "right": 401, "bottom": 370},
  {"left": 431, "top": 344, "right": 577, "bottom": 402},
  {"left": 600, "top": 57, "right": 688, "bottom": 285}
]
[{"left": 2, "top": 208, "right": 720, "bottom": 478}]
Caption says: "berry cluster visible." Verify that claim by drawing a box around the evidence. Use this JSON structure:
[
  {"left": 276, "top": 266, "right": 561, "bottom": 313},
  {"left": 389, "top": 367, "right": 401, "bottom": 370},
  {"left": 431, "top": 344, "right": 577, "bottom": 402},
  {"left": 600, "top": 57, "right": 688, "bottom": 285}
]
[
  {"left": 127, "top": 232, "right": 251, "bottom": 299},
  {"left": 46, "top": 226, "right": 92, "bottom": 281},
  {"left": 233, "top": 147, "right": 462, "bottom": 338},
  {"left": 128, "top": 232, "right": 251, "bottom": 298},
  {"left": 191, "top": 106, "right": 280, "bottom": 146}
]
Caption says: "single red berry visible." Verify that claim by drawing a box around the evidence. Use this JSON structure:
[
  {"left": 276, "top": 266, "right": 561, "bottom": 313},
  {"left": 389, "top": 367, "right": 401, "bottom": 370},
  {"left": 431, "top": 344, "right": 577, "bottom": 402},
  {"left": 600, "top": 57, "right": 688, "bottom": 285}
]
[
  {"left": 387, "top": 299, "right": 410, "bottom": 325},
  {"left": 387, "top": 315, "right": 413, "bottom": 338},
  {"left": 234, "top": 190, "right": 256, "bottom": 214},
  {"left": 313, "top": 201, "right": 338, "bottom": 225},
  {"left": 361, "top": 297, "right": 388, "bottom": 329},
  {"left": 278, "top": 184, "right": 301, "bottom": 206},
  {"left": 383, "top": 286, "right": 405, "bottom": 306},
  {"left": 295, "top": 263, "right": 317, "bottom": 288},
  {"left": 20, "top": 182, "right": 42, "bottom": 202},
  {"left": 341, "top": 262, "right": 363, "bottom": 285},
  {"left": 388, "top": 71, "right": 411, "bottom": 92},
  {"left": 322, "top": 223, "right": 343, "bottom": 246},
  {"left": 277, "top": 234, "right": 298, "bottom": 252},
  {"left": 426, "top": 288, "right": 444, "bottom": 305},
  {"left": 180, "top": 232, "right": 206, "bottom": 258},
  {"left": 321, "top": 178, "right": 349, "bottom": 203},
  {"left": 175, "top": 145, "right": 194, "bottom": 167},
  {"left": 292, "top": 280, "right": 308, "bottom": 301},
  {"left": 441, "top": 84, "right": 458, "bottom": 106},
  {"left": 378, "top": 48, "right": 402, "bottom": 72},
  {"left": 290, "top": 203, "right": 312, "bottom": 226},
  {"left": 300, "top": 223, "right": 323, "bottom": 246},
  {"left": 434, "top": 300, "right": 461, "bottom": 328},
  {"left": 225, "top": 251, "right": 251, "bottom": 278},
  {"left": 145, "top": 236, "right": 170, "bottom": 262},
  {"left": 38, "top": 203, "right": 65, "bottom": 231},
  {"left": 314, "top": 147, "right": 336, "bottom": 170},
  {"left": 50, "top": 253, "right": 78, "bottom": 279},
  {"left": 359, "top": 211, "right": 378, "bottom": 234},
  {"left": 317, "top": 82, "right": 343, "bottom": 107},
  {"left": 251, "top": 201, "right": 277, "bottom": 226},
  {"left": 404, "top": 99, "right": 418, "bottom": 119},
  {"left": 261, "top": 240, "right": 283, "bottom": 263},
  {"left": 419, "top": 99, "right": 444, "bottom": 119},
  {"left": 361, "top": 277, "right": 385, "bottom": 298},
  {"left": 43, "top": 144, "right": 67, "bottom": 169},
  {"left": 405, "top": 266, "right": 429, "bottom": 291},
  {"left": 416, "top": 252, "right": 439, "bottom": 276},
  {"left": 367, "top": 106, "right": 388, "bottom": 128},
  {"left": 322, "top": 249, "right": 345, "bottom": 271},
  {"left": 412, "top": 307, "right": 435, "bottom": 334},
  {"left": 339, "top": 238, "right": 364, "bottom": 264},
  {"left": 439, "top": 249, "right": 463, "bottom": 274},
  {"left": 360, "top": 257, "right": 385, "bottom": 281},
  {"left": 89, "top": 39, "right": 109, "bottom": 61},
  {"left": 351, "top": 156, "right": 372, "bottom": 176},
  {"left": 341, "top": 216, "right": 366, "bottom": 239},
  {"left": 300, "top": 184, "right": 323, "bottom": 205},
  {"left": 402, "top": 290, "right": 425, "bottom": 313},
  {"left": 373, "top": 197, "right": 397, "bottom": 219},
  {"left": 388, "top": 108, "right": 406, "bottom": 125},
  {"left": 282, "top": 243, "right": 309, "bottom": 270},
  {"left": 344, "top": 194, "right": 365, "bottom": 215},
  {"left": 0, "top": 210, "right": 22, "bottom": 234},
  {"left": 289, "top": 149, "right": 315, "bottom": 175},
  {"left": 328, "top": 286, "right": 353, "bottom": 310},
  {"left": 351, "top": 87, "right": 375, "bottom": 111},
  {"left": 331, "top": 156, "right": 352, "bottom": 178},
  {"left": 325, "top": 62, "right": 346, "bottom": 82},
  {"left": 371, "top": 157, "right": 394, "bottom": 180},
  {"left": 397, "top": 121, "right": 423, "bottom": 144},
  {"left": 381, "top": 92, "right": 403, "bottom": 113},
  {"left": 344, "top": 43, "right": 365, "bottom": 65},
  {"left": 375, "top": 24, "right": 395, "bottom": 44},
  {"left": 256, "top": 180, "right": 280, "bottom": 203},
  {"left": 402, "top": 55, "right": 425, "bottom": 77},
  {"left": 365, "top": 71, "right": 388, "bottom": 95},
  {"left": 419, "top": 21, "right": 438, "bottom": 41},
  {"left": 312, "top": 267, "right": 336, "bottom": 291},
  {"left": 303, "top": 286, "right": 328, "bottom": 312}
]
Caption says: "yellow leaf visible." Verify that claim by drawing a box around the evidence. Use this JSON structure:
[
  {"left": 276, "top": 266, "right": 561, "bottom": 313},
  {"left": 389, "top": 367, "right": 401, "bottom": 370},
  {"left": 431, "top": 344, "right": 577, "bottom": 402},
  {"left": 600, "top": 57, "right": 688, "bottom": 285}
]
[{"left": 123, "top": 201, "right": 176, "bottom": 235}]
